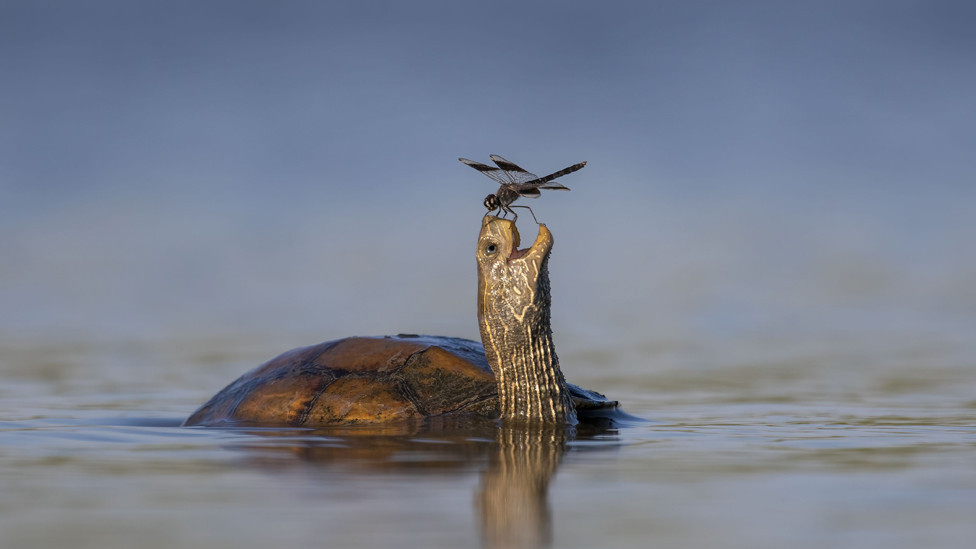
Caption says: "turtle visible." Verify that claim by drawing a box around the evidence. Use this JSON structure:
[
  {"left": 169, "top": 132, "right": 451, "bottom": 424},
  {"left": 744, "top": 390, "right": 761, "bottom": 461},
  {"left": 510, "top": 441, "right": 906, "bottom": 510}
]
[{"left": 184, "top": 216, "right": 620, "bottom": 427}]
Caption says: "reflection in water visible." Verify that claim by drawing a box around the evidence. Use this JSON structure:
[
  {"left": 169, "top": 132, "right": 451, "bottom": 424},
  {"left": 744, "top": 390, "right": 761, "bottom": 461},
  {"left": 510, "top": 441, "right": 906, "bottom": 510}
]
[
  {"left": 222, "top": 419, "right": 616, "bottom": 549},
  {"left": 477, "top": 424, "right": 570, "bottom": 549}
]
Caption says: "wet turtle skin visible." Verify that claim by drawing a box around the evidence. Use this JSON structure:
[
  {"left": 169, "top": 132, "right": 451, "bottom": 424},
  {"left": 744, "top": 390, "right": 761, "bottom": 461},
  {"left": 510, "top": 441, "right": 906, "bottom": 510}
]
[{"left": 184, "top": 334, "right": 616, "bottom": 427}]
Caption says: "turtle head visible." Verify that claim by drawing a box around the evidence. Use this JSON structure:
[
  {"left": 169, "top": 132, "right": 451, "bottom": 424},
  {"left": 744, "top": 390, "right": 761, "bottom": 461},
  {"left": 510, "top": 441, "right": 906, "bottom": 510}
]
[
  {"left": 476, "top": 216, "right": 553, "bottom": 298},
  {"left": 476, "top": 215, "right": 572, "bottom": 423}
]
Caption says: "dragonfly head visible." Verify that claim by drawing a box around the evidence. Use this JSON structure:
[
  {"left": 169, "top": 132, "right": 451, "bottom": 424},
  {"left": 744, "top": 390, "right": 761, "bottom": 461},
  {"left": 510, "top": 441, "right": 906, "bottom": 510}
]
[{"left": 483, "top": 194, "right": 500, "bottom": 211}]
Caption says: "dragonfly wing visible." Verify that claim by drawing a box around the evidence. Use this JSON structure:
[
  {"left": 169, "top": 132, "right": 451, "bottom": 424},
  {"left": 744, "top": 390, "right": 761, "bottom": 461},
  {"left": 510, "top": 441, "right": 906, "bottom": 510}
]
[
  {"left": 460, "top": 158, "right": 512, "bottom": 185},
  {"left": 489, "top": 154, "right": 539, "bottom": 185},
  {"left": 517, "top": 187, "right": 542, "bottom": 198}
]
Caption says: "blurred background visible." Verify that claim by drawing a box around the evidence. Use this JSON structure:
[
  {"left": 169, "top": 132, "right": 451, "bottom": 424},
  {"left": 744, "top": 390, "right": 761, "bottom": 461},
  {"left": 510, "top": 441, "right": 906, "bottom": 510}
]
[{"left": 1, "top": 0, "right": 974, "bottom": 377}]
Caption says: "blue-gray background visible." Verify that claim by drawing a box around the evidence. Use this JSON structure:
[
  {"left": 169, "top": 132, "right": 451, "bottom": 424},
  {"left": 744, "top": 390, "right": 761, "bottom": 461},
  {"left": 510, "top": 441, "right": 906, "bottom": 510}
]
[{"left": 2, "top": 0, "right": 974, "bottom": 358}]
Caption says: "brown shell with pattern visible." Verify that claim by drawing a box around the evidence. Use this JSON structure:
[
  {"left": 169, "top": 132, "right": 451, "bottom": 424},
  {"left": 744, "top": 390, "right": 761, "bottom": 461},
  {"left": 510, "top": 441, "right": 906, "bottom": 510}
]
[
  {"left": 184, "top": 334, "right": 616, "bottom": 427},
  {"left": 184, "top": 335, "right": 502, "bottom": 426}
]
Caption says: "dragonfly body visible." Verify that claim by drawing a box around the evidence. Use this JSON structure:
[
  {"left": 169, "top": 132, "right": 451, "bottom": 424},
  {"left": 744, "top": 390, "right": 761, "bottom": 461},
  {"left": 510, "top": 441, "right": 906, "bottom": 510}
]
[{"left": 459, "top": 154, "right": 586, "bottom": 222}]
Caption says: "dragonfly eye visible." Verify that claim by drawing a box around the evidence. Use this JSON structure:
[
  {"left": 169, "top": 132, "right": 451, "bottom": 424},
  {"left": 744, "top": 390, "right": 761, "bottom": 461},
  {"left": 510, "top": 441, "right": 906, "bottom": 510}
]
[{"left": 484, "top": 194, "right": 499, "bottom": 211}]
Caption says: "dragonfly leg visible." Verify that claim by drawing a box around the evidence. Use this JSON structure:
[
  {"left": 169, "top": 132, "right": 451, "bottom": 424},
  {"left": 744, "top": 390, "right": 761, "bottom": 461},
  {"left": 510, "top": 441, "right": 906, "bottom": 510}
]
[
  {"left": 499, "top": 205, "right": 517, "bottom": 221},
  {"left": 510, "top": 205, "right": 539, "bottom": 224}
]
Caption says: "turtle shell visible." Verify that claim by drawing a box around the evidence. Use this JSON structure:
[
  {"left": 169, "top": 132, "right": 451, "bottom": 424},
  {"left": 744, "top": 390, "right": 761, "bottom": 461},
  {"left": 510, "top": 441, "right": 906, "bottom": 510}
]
[{"left": 185, "top": 335, "right": 500, "bottom": 426}]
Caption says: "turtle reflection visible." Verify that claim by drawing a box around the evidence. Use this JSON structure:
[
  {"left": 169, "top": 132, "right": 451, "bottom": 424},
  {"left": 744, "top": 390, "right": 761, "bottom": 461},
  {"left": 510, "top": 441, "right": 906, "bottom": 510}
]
[
  {"left": 225, "top": 419, "right": 618, "bottom": 549},
  {"left": 477, "top": 424, "right": 571, "bottom": 549}
]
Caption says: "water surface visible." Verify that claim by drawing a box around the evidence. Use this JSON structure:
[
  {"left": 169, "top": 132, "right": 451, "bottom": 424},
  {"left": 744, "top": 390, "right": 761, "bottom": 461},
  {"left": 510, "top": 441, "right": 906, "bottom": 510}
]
[{"left": 2, "top": 328, "right": 974, "bottom": 549}]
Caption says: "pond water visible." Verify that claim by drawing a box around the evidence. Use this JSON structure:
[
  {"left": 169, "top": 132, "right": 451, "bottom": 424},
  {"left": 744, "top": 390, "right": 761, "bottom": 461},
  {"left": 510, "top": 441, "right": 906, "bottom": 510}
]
[{"left": 2, "top": 318, "right": 975, "bottom": 549}]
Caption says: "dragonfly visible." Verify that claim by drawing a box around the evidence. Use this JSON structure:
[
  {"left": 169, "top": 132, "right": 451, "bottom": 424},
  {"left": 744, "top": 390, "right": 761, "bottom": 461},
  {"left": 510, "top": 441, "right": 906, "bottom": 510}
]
[{"left": 458, "top": 154, "right": 586, "bottom": 222}]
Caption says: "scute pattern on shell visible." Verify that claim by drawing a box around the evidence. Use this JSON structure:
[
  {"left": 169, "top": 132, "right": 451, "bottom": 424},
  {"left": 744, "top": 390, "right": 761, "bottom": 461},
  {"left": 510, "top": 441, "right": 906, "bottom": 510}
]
[{"left": 184, "top": 335, "right": 500, "bottom": 427}]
